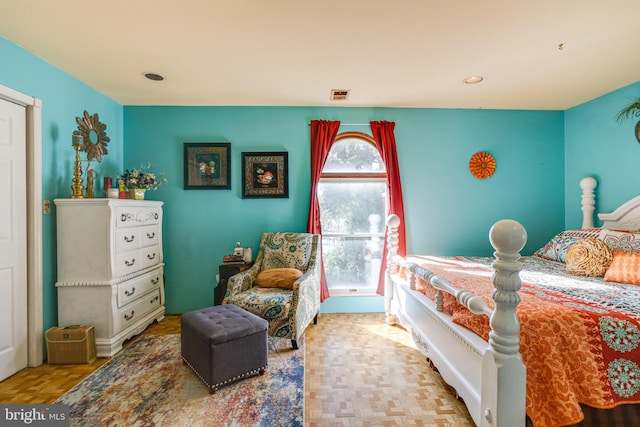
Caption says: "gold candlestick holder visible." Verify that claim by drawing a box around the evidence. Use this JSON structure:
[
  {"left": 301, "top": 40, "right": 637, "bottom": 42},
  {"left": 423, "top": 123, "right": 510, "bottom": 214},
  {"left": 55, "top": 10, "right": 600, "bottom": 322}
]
[{"left": 71, "top": 136, "right": 84, "bottom": 198}]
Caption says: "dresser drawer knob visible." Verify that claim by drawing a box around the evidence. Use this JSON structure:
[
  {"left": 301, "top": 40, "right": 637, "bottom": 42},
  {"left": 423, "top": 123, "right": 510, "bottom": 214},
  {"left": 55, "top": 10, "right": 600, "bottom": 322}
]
[
  {"left": 124, "top": 235, "right": 135, "bottom": 243},
  {"left": 125, "top": 258, "right": 136, "bottom": 267},
  {"left": 124, "top": 311, "right": 135, "bottom": 320},
  {"left": 124, "top": 287, "right": 136, "bottom": 296},
  {"left": 154, "top": 213, "right": 159, "bottom": 220},
  {"left": 150, "top": 296, "right": 159, "bottom": 304},
  {"left": 147, "top": 232, "right": 155, "bottom": 239},
  {"left": 147, "top": 253, "right": 156, "bottom": 260},
  {"left": 151, "top": 277, "right": 160, "bottom": 285}
]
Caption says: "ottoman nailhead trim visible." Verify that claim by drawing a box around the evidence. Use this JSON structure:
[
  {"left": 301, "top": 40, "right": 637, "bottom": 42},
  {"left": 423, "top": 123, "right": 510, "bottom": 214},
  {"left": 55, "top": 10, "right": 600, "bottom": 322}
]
[{"left": 182, "top": 356, "right": 267, "bottom": 391}]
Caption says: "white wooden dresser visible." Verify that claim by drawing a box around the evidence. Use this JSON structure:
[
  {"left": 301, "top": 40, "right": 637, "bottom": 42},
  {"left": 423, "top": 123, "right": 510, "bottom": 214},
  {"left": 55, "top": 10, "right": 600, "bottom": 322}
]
[{"left": 54, "top": 199, "right": 165, "bottom": 357}]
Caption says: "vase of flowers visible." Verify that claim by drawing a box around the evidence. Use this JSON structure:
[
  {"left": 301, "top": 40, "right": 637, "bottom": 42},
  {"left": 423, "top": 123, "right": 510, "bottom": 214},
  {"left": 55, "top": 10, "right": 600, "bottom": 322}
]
[
  {"left": 118, "top": 163, "right": 167, "bottom": 200},
  {"left": 129, "top": 188, "right": 146, "bottom": 200}
]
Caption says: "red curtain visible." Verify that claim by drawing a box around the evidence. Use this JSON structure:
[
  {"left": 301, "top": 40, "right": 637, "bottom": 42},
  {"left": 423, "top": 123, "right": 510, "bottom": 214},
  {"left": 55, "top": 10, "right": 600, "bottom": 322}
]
[
  {"left": 370, "top": 121, "right": 406, "bottom": 295},
  {"left": 307, "top": 120, "right": 341, "bottom": 302}
]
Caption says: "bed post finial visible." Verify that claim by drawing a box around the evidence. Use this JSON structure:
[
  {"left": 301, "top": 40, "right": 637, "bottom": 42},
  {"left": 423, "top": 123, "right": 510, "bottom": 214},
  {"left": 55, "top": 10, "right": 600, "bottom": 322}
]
[
  {"left": 384, "top": 214, "right": 401, "bottom": 325},
  {"left": 482, "top": 219, "right": 527, "bottom": 427},
  {"left": 488, "top": 219, "right": 526, "bottom": 353},
  {"left": 580, "top": 177, "right": 597, "bottom": 229}
]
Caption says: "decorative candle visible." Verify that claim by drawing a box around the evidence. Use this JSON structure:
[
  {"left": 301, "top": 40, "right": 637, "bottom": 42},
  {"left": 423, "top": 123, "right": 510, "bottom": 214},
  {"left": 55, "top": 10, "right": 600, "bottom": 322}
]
[{"left": 72, "top": 134, "right": 84, "bottom": 147}]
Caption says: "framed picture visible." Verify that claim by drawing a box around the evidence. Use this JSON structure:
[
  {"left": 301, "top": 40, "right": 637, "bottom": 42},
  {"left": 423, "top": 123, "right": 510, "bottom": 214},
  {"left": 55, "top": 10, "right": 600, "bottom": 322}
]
[
  {"left": 241, "top": 151, "right": 289, "bottom": 198},
  {"left": 183, "top": 143, "right": 231, "bottom": 189}
]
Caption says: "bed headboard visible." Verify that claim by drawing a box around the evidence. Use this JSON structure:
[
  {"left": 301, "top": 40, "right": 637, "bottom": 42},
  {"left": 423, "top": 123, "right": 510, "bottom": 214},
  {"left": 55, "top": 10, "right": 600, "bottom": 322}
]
[{"left": 581, "top": 176, "right": 640, "bottom": 230}]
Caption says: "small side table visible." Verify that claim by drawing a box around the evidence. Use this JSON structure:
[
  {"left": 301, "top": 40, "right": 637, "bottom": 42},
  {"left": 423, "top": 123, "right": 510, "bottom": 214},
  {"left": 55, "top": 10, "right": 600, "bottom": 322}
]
[{"left": 215, "top": 263, "right": 253, "bottom": 305}]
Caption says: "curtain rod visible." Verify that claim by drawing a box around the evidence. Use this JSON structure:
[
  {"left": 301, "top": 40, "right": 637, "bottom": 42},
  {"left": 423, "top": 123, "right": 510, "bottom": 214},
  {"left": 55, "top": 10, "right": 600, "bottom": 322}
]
[{"left": 308, "top": 122, "right": 370, "bottom": 126}]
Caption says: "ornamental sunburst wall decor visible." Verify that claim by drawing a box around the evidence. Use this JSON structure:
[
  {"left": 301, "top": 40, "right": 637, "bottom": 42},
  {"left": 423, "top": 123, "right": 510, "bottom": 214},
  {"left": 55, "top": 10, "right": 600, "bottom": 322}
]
[
  {"left": 73, "top": 110, "right": 110, "bottom": 162},
  {"left": 469, "top": 151, "right": 496, "bottom": 179}
]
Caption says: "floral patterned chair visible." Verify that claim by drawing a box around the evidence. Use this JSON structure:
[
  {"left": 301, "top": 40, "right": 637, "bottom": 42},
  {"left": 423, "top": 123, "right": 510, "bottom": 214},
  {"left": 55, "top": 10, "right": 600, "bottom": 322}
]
[{"left": 222, "top": 232, "right": 321, "bottom": 349}]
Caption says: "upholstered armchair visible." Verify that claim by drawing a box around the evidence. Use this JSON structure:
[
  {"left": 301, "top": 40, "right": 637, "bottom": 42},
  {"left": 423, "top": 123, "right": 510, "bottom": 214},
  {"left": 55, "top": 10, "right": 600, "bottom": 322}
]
[{"left": 222, "top": 232, "right": 321, "bottom": 349}]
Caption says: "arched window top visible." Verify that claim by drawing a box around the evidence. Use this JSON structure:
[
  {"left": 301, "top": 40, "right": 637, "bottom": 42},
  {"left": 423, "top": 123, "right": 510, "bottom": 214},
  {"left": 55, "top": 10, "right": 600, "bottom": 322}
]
[{"left": 323, "top": 132, "right": 386, "bottom": 174}]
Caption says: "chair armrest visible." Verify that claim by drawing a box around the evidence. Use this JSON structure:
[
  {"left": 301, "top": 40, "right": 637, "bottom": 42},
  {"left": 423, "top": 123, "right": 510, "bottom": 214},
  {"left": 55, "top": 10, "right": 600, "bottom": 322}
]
[
  {"left": 224, "top": 264, "right": 261, "bottom": 300},
  {"left": 292, "top": 262, "right": 321, "bottom": 302},
  {"left": 291, "top": 262, "right": 321, "bottom": 337}
]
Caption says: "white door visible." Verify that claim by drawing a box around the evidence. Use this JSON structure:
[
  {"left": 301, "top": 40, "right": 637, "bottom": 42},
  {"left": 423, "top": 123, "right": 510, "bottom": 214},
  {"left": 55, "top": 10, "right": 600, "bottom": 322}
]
[{"left": 0, "top": 98, "right": 28, "bottom": 381}]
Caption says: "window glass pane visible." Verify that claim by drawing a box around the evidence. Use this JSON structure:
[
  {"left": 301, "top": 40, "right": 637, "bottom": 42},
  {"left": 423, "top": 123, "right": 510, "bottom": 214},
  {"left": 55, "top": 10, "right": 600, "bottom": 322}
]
[
  {"left": 322, "top": 236, "right": 383, "bottom": 291},
  {"left": 319, "top": 135, "right": 388, "bottom": 293},
  {"left": 318, "top": 180, "right": 386, "bottom": 292},
  {"left": 318, "top": 182, "right": 386, "bottom": 233},
  {"left": 323, "top": 138, "right": 386, "bottom": 173}
]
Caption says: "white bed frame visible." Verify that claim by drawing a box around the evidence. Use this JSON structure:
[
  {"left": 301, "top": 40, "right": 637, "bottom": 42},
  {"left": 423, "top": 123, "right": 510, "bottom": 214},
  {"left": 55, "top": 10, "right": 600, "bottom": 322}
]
[{"left": 383, "top": 177, "right": 640, "bottom": 426}]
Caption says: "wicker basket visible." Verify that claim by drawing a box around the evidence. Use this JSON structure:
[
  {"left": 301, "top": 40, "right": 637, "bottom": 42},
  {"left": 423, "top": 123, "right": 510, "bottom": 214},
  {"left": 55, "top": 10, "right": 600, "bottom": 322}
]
[{"left": 45, "top": 325, "right": 96, "bottom": 364}]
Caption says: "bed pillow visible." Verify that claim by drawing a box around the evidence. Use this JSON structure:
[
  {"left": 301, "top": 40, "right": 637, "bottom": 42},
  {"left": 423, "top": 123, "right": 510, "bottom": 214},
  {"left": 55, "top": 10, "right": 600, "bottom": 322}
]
[
  {"left": 598, "top": 229, "right": 640, "bottom": 254},
  {"left": 604, "top": 252, "right": 640, "bottom": 285},
  {"left": 534, "top": 229, "right": 601, "bottom": 263},
  {"left": 565, "top": 238, "right": 613, "bottom": 277},
  {"left": 257, "top": 268, "right": 303, "bottom": 289}
]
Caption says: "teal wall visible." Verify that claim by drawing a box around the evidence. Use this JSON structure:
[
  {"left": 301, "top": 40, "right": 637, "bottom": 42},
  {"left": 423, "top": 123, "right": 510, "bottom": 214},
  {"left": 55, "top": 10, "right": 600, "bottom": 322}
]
[
  {"left": 565, "top": 81, "right": 640, "bottom": 228},
  {"left": 2, "top": 35, "right": 639, "bottom": 328},
  {"left": 124, "top": 106, "right": 565, "bottom": 313},
  {"left": 0, "top": 36, "right": 123, "bottom": 331}
]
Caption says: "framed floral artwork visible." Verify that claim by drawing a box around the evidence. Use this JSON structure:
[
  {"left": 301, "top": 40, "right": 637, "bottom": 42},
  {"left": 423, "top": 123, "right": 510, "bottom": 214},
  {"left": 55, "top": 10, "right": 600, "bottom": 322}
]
[
  {"left": 241, "top": 151, "right": 289, "bottom": 198},
  {"left": 183, "top": 142, "right": 231, "bottom": 189}
]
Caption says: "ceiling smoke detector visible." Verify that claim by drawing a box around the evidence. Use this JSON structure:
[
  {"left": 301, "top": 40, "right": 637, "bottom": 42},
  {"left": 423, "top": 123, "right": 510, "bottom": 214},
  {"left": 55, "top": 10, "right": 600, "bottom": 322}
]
[{"left": 330, "top": 89, "right": 350, "bottom": 101}]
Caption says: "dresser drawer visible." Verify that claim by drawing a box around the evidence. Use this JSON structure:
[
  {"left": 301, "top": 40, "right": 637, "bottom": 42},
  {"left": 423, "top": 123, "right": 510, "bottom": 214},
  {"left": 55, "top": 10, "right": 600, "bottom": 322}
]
[
  {"left": 115, "top": 245, "right": 161, "bottom": 277},
  {"left": 116, "top": 227, "right": 141, "bottom": 252},
  {"left": 117, "top": 269, "right": 163, "bottom": 308},
  {"left": 116, "top": 225, "right": 159, "bottom": 253},
  {"left": 117, "top": 288, "right": 162, "bottom": 330},
  {"left": 139, "top": 225, "right": 160, "bottom": 248},
  {"left": 116, "top": 249, "right": 141, "bottom": 277},
  {"left": 116, "top": 206, "right": 161, "bottom": 228},
  {"left": 140, "top": 245, "right": 161, "bottom": 270}
]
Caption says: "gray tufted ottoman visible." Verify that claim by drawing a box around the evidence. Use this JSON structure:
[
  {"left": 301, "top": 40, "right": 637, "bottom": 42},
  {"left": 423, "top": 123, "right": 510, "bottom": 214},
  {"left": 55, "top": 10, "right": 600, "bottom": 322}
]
[{"left": 181, "top": 304, "right": 268, "bottom": 393}]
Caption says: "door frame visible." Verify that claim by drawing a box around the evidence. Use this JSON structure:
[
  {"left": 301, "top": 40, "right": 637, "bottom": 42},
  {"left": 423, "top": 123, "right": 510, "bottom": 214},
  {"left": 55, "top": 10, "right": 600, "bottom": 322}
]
[{"left": 0, "top": 83, "right": 43, "bottom": 366}]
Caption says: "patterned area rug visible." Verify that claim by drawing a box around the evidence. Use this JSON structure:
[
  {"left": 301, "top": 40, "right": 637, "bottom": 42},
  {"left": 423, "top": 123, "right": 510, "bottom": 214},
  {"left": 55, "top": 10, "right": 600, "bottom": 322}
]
[{"left": 56, "top": 334, "right": 303, "bottom": 426}]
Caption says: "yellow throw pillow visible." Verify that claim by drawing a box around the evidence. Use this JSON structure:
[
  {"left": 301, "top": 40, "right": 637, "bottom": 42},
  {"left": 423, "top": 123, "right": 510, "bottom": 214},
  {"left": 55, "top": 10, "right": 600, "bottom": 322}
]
[
  {"left": 604, "top": 252, "right": 640, "bottom": 285},
  {"left": 257, "top": 268, "right": 303, "bottom": 289},
  {"left": 565, "top": 238, "right": 612, "bottom": 277}
]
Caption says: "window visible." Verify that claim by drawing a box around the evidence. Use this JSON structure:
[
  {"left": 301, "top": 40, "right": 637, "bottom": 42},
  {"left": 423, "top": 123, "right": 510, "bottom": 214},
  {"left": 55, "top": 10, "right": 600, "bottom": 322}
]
[{"left": 318, "top": 132, "right": 388, "bottom": 295}]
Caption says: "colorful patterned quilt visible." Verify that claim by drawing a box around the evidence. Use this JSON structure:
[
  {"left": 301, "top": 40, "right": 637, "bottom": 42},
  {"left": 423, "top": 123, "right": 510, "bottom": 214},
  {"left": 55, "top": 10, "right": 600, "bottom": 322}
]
[{"left": 402, "top": 255, "right": 640, "bottom": 427}]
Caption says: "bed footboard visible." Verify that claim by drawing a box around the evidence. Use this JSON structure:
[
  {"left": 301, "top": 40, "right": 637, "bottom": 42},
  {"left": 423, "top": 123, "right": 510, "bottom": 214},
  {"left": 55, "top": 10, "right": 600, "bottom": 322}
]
[{"left": 385, "top": 214, "right": 527, "bottom": 427}]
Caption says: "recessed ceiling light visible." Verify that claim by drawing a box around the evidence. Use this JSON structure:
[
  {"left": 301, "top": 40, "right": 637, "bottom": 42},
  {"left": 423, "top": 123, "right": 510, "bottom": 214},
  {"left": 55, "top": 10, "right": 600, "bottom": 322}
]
[
  {"left": 463, "top": 75, "right": 484, "bottom": 84},
  {"left": 143, "top": 72, "right": 165, "bottom": 82}
]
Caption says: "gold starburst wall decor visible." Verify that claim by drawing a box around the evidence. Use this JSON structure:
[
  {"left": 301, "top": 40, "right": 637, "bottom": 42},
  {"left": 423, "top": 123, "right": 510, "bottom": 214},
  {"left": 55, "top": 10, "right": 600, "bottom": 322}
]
[
  {"left": 469, "top": 151, "right": 496, "bottom": 179},
  {"left": 73, "top": 110, "right": 110, "bottom": 162}
]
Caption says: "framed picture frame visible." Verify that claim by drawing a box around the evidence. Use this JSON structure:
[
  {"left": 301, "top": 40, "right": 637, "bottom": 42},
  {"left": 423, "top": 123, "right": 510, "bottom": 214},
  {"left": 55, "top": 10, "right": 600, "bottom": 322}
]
[
  {"left": 183, "top": 143, "right": 231, "bottom": 189},
  {"left": 241, "top": 151, "right": 289, "bottom": 198}
]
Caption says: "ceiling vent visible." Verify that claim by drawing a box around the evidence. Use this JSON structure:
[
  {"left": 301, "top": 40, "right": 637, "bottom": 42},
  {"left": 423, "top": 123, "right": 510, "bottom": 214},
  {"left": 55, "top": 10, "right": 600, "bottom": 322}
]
[{"left": 330, "top": 89, "right": 350, "bottom": 101}]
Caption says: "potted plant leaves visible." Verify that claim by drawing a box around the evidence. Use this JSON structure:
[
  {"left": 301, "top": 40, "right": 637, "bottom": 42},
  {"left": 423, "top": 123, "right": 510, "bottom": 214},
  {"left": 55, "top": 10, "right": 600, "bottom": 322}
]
[{"left": 616, "top": 95, "right": 640, "bottom": 143}]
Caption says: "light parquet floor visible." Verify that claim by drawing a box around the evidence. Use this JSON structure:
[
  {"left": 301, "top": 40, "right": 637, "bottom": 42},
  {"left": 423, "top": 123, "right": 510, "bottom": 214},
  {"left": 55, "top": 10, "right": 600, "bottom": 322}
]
[
  {"left": 305, "top": 313, "right": 474, "bottom": 426},
  {"left": 0, "top": 316, "right": 180, "bottom": 404},
  {"left": 0, "top": 313, "right": 474, "bottom": 426}
]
